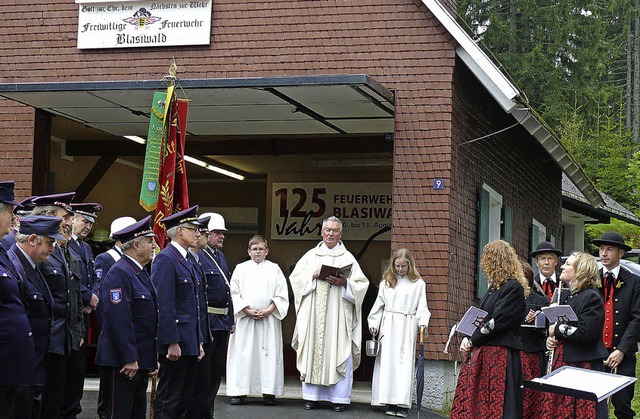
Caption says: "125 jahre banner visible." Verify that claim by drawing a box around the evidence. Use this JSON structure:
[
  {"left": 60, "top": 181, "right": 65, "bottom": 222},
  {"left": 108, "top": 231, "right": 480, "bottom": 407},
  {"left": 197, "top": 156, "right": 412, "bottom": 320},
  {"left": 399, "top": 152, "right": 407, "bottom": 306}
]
[
  {"left": 76, "top": 0, "right": 212, "bottom": 49},
  {"left": 270, "top": 182, "right": 392, "bottom": 241}
]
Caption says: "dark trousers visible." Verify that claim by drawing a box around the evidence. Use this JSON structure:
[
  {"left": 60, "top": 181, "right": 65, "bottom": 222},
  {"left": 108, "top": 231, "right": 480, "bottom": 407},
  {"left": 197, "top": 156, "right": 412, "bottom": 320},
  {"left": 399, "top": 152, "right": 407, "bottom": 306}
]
[
  {"left": 14, "top": 386, "right": 37, "bottom": 419},
  {"left": 100, "top": 366, "right": 149, "bottom": 419},
  {"left": 42, "top": 352, "right": 71, "bottom": 419},
  {"left": 185, "top": 342, "right": 213, "bottom": 419},
  {"left": 0, "top": 386, "right": 18, "bottom": 419},
  {"left": 62, "top": 345, "right": 87, "bottom": 419},
  {"left": 605, "top": 350, "right": 636, "bottom": 419},
  {"left": 207, "top": 331, "right": 229, "bottom": 418},
  {"left": 155, "top": 355, "right": 198, "bottom": 419}
]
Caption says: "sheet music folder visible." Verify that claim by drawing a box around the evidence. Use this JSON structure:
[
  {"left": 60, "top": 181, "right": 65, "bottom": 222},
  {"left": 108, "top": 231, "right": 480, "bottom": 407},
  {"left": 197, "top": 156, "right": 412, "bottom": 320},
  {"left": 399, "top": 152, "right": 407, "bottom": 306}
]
[
  {"left": 455, "top": 306, "right": 488, "bottom": 336},
  {"left": 523, "top": 366, "right": 636, "bottom": 402}
]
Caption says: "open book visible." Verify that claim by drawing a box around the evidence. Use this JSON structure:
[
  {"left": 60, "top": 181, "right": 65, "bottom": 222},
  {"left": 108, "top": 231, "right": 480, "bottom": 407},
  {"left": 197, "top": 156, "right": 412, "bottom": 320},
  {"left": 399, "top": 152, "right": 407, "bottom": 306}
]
[
  {"left": 456, "top": 306, "right": 489, "bottom": 336},
  {"left": 318, "top": 263, "right": 353, "bottom": 280}
]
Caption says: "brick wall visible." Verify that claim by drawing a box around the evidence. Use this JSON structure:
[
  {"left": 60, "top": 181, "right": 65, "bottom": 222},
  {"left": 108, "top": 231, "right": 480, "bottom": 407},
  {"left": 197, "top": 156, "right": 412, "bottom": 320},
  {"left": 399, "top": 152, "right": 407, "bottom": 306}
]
[
  {"left": 448, "top": 57, "right": 562, "bottom": 357},
  {"left": 0, "top": 98, "right": 34, "bottom": 196}
]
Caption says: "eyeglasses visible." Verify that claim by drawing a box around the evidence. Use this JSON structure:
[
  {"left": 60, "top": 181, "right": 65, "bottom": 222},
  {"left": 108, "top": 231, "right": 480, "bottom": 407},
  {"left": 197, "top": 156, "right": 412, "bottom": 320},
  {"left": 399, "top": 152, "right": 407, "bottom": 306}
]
[
  {"left": 181, "top": 226, "right": 198, "bottom": 232},
  {"left": 323, "top": 228, "right": 340, "bottom": 234}
]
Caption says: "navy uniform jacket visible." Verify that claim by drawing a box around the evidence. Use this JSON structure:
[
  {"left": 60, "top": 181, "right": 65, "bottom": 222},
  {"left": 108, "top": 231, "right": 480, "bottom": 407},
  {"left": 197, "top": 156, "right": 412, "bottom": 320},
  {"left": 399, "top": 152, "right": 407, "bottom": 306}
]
[
  {"left": 0, "top": 229, "right": 16, "bottom": 250},
  {"left": 556, "top": 287, "right": 609, "bottom": 363},
  {"left": 470, "top": 278, "right": 527, "bottom": 350},
  {"left": 94, "top": 246, "right": 122, "bottom": 286},
  {"left": 9, "top": 244, "right": 53, "bottom": 386},
  {"left": 96, "top": 255, "right": 159, "bottom": 370},
  {"left": 152, "top": 243, "right": 203, "bottom": 356},
  {"left": 0, "top": 244, "right": 36, "bottom": 386},
  {"left": 69, "top": 238, "right": 98, "bottom": 307},
  {"left": 597, "top": 267, "right": 640, "bottom": 356},
  {"left": 188, "top": 251, "right": 213, "bottom": 345},
  {"left": 199, "top": 246, "right": 234, "bottom": 332},
  {"left": 41, "top": 244, "right": 85, "bottom": 354}
]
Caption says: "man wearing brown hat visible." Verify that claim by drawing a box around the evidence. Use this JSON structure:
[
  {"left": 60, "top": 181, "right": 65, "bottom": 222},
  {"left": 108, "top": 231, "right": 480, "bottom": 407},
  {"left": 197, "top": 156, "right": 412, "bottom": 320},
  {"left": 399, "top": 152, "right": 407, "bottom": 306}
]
[
  {"left": 529, "top": 241, "right": 562, "bottom": 302},
  {"left": 594, "top": 231, "right": 640, "bottom": 419}
]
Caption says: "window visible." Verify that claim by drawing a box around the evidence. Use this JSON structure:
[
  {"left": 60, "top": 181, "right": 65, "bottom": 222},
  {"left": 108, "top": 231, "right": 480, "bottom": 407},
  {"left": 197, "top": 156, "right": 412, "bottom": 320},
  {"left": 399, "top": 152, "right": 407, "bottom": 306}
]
[{"left": 476, "top": 184, "right": 503, "bottom": 297}]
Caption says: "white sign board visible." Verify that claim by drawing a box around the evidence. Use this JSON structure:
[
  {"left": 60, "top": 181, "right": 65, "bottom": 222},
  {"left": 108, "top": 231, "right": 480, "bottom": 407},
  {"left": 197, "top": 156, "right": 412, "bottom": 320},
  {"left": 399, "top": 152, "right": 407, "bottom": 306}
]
[
  {"left": 270, "top": 182, "right": 392, "bottom": 241},
  {"left": 76, "top": 0, "right": 212, "bottom": 49}
]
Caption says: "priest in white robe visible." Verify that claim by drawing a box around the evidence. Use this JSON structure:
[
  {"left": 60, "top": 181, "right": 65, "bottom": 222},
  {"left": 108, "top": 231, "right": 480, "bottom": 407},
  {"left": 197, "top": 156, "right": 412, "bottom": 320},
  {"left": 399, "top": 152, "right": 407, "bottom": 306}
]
[
  {"left": 226, "top": 235, "right": 289, "bottom": 405},
  {"left": 290, "top": 216, "right": 369, "bottom": 413}
]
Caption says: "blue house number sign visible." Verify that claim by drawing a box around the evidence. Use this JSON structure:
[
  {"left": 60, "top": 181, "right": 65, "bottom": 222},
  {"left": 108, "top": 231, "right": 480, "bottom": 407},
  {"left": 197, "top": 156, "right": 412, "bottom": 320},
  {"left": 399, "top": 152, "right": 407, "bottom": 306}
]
[{"left": 434, "top": 178, "right": 445, "bottom": 190}]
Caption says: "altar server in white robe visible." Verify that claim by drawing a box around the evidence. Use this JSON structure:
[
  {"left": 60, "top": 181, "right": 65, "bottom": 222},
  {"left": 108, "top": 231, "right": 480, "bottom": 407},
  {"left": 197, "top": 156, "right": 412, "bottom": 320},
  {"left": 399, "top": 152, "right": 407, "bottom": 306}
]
[
  {"left": 290, "top": 216, "right": 369, "bottom": 413},
  {"left": 368, "top": 248, "right": 431, "bottom": 418},
  {"left": 226, "top": 235, "right": 289, "bottom": 405}
]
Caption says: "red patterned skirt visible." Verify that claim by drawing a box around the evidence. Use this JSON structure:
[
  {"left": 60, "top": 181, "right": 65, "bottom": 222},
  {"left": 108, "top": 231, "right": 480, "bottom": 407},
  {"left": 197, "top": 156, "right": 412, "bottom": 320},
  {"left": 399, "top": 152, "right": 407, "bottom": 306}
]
[
  {"left": 538, "top": 343, "right": 597, "bottom": 418},
  {"left": 520, "top": 351, "right": 545, "bottom": 419},
  {"left": 451, "top": 345, "right": 523, "bottom": 418}
]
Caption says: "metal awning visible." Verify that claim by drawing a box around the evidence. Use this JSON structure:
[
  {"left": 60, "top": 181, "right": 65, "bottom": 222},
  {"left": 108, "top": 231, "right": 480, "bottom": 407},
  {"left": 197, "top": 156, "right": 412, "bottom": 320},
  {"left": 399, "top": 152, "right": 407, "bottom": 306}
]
[{"left": 0, "top": 74, "right": 394, "bottom": 138}]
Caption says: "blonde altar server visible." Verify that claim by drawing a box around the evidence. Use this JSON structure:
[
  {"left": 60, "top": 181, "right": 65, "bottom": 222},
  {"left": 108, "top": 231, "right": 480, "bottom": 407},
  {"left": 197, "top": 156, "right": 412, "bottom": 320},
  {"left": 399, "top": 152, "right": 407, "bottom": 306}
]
[
  {"left": 290, "top": 216, "right": 369, "bottom": 413},
  {"left": 368, "top": 249, "right": 431, "bottom": 418},
  {"left": 226, "top": 235, "right": 289, "bottom": 406}
]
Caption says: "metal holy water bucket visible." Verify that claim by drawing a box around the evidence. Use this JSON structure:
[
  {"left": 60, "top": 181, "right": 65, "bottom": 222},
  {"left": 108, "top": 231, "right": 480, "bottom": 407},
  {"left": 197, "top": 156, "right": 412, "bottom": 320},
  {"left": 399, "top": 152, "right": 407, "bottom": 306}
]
[{"left": 366, "top": 335, "right": 381, "bottom": 357}]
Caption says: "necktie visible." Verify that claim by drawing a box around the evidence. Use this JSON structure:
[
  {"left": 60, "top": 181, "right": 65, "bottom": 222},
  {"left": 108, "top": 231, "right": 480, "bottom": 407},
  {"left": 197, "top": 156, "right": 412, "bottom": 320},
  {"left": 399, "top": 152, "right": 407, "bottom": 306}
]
[
  {"left": 543, "top": 278, "right": 556, "bottom": 299},
  {"left": 604, "top": 272, "right": 616, "bottom": 301}
]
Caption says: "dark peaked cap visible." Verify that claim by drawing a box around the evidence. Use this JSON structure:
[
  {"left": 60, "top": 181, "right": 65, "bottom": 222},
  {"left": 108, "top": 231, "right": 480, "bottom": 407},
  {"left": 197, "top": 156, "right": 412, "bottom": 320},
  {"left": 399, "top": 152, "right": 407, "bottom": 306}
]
[
  {"left": 0, "top": 180, "right": 21, "bottom": 207},
  {"left": 32, "top": 192, "right": 75, "bottom": 212},
  {"left": 161, "top": 205, "right": 200, "bottom": 230},
  {"left": 111, "top": 215, "right": 155, "bottom": 244},
  {"left": 593, "top": 231, "right": 632, "bottom": 252},
  {"left": 529, "top": 241, "right": 562, "bottom": 259},
  {"left": 18, "top": 215, "right": 66, "bottom": 241}
]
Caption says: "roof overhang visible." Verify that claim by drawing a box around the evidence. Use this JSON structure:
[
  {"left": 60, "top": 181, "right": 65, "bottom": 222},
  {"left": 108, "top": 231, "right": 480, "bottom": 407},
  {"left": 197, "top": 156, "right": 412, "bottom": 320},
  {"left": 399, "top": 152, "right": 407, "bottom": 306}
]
[
  {"left": 423, "top": 0, "right": 606, "bottom": 209},
  {"left": 0, "top": 74, "right": 394, "bottom": 137}
]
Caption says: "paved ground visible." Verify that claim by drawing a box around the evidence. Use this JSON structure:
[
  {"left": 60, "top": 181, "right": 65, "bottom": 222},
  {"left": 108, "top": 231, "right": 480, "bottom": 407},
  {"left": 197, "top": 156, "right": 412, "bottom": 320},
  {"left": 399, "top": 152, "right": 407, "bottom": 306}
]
[{"left": 77, "top": 377, "right": 447, "bottom": 419}]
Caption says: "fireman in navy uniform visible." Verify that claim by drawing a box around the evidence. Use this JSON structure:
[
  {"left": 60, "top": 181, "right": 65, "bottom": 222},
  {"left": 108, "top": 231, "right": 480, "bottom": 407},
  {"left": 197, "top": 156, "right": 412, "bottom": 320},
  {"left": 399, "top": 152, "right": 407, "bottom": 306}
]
[
  {"left": 0, "top": 180, "right": 36, "bottom": 419},
  {"left": 31, "top": 192, "right": 85, "bottom": 419},
  {"left": 185, "top": 215, "right": 213, "bottom": 419},
  {"left": 530, "top": 241, "right": 562, "bottom": 302},
  {"left": 94, "top": 216, "right": 136, "bottom": 419},
  {"left": 96, "top": 215, "right": 158, "bottom": 419},
  {"left": 9, "top": 215, "right": 65, "bottom": 419},
  {"left": 67, "top": 202, "right": 102, "bottom": 418},
  {"left": 198, "top": 213, "right": 235, "bottom": 418},
  {"left": 152, "top": 206, "right": 205, "bottom": 419},
  {"left": 594, "top": 231, "right": 640, "bottom": 419}
]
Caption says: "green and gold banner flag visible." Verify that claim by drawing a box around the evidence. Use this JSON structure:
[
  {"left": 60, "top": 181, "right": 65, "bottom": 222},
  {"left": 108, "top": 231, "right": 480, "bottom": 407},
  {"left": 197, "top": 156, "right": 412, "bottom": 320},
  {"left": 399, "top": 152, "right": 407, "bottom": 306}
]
[{"left": 139, "top": 87, "right": 174, "bottom": 211}]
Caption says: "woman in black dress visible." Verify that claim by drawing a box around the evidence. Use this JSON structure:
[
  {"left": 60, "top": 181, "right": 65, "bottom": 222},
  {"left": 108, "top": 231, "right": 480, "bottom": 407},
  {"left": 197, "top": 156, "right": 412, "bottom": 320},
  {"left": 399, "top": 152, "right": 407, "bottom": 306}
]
[
  {"left": 541, "top": 251, "right": 608, "bottom": 418},
  {"left": 451, "top": 240, "right": 528, "bottom": 418}
]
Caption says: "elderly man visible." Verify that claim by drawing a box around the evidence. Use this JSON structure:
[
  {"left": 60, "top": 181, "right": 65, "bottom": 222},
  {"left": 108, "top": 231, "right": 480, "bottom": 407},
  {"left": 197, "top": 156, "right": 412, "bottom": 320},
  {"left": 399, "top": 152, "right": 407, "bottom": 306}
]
[
  {"left": 152, "top": 206, "right": 205, "bottom": 419},
  {"left": 290, "top": 216, "right": 368, "bottom": 412},
  {"left": 31, "top": 192, "right": 86, "bottom": 419},
  {"left": 529, "top": 241, "right": 561, "bottom": 301},
  {"left": 198, "top": 212, "right": 234, "bottom": 418},
  {"left": 9, "top": 215, "right": 66, "bottom": 419},
  {"left": 594, "top": 231, "right": 640, "bottom": 419},
  {"left": 0, "top": 181, "right": 36, "bottom": 418},
  {"left": 95, "top": 215, "right": 157, "bottom": 419}
]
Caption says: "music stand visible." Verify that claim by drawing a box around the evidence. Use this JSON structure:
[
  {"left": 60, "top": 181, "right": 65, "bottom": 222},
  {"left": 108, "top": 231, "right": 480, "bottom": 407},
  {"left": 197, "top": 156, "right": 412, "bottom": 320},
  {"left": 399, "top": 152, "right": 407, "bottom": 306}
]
[{"left": 523, "top": 366, "right": 636, "bottom": 402}]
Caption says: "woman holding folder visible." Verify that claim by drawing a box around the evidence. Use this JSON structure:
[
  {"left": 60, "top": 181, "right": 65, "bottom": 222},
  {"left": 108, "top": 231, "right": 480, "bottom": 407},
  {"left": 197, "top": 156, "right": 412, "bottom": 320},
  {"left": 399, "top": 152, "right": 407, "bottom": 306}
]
[
  {"left": 450, "top": 240, "right": 528, "bottom": 418},
  {"left": 541, "top": 251, "right": 608, "bottom": 418}
]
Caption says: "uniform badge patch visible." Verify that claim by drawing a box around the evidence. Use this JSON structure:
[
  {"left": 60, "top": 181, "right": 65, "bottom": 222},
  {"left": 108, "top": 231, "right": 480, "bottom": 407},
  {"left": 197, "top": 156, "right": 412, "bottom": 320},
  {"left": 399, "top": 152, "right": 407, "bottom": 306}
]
[
  {"left": 110, "top": 288, "right": 122, "bottom": 304},
  {"left": 95, "top": 268, "right": 103, "bottom": 279}
]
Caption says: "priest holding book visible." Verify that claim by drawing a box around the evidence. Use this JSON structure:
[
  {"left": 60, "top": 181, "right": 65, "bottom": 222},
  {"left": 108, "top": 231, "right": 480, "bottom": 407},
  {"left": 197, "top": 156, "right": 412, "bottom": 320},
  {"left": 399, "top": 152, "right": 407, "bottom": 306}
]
[{"left": 290, "top": 216, "right": 369, "bottom": 413}]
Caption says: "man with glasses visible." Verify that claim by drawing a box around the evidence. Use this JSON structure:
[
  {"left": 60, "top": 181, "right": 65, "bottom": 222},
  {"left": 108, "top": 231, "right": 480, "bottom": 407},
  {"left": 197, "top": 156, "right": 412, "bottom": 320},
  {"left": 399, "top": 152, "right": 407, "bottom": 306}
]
[
  {"left": 152, "top": 206, "right": 205, "bottom": 418},
  {"left": 290, "top": 216, "right": 369, "bottom": 413}
]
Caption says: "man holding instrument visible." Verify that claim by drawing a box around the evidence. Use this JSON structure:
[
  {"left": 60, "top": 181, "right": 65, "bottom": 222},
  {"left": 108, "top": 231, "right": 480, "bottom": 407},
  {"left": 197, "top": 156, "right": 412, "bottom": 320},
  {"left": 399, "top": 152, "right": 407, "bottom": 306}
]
[{"left": 594, "top": 231, "right": 640, "bottom": 419}]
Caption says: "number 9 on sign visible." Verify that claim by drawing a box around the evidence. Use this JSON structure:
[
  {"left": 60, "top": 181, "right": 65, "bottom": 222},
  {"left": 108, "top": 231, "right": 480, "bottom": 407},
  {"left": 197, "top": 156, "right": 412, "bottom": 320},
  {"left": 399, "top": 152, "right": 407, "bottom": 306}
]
[{"left": 433, "top": 178, "right": 445, "bottom": 190}]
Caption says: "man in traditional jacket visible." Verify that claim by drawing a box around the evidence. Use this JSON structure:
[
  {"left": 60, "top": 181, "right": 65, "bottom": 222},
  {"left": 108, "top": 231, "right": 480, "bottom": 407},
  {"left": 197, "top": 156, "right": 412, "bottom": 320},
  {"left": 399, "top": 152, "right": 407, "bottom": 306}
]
[
  {"left": 594, "top": 231, "right": 640, "bottom": 419},
  {"left": 9, "top": 215, "right": 66, "bottom": 419},
  {"left": 529, "top": 241, "right": 562, "bottom": 301},
  {"left": 290, "top": 216, "right": 369, "bottom": 412}
]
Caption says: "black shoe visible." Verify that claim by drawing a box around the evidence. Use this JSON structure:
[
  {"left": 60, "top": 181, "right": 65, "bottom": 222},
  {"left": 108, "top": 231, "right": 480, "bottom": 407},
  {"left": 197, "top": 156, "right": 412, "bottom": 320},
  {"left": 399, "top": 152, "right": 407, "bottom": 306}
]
[
  {"left": 333, "top": 404, "right": 347, "bottom": 412},
  {"left": 396, "top": 407, "right": 409, "bottom": 417},
  {"left": 386, "top": 405, "right": 397, "bottom": 416},
  {"left": 304, "top": 401, "right": 319, "bottom": 410},
  {"left": 230, "top": 396, "right": 246, "bottom": 405},
  {"left": 263, "top": 394, "right": 276, "bottom": 406}
]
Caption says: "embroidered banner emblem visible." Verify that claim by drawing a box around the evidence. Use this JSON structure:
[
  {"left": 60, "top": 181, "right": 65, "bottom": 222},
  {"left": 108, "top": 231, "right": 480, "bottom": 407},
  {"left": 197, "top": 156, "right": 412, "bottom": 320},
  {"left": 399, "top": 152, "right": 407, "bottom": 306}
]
[{"left": 95, "top": 268, "right": 103, "bottom": 280}]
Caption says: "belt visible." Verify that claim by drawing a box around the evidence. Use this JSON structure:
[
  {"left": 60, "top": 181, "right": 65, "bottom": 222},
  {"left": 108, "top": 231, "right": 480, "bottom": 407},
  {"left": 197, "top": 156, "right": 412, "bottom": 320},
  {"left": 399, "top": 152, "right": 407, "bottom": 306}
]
[{"left": 207, "top": 307, "right": 229, "bottom": 315}]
